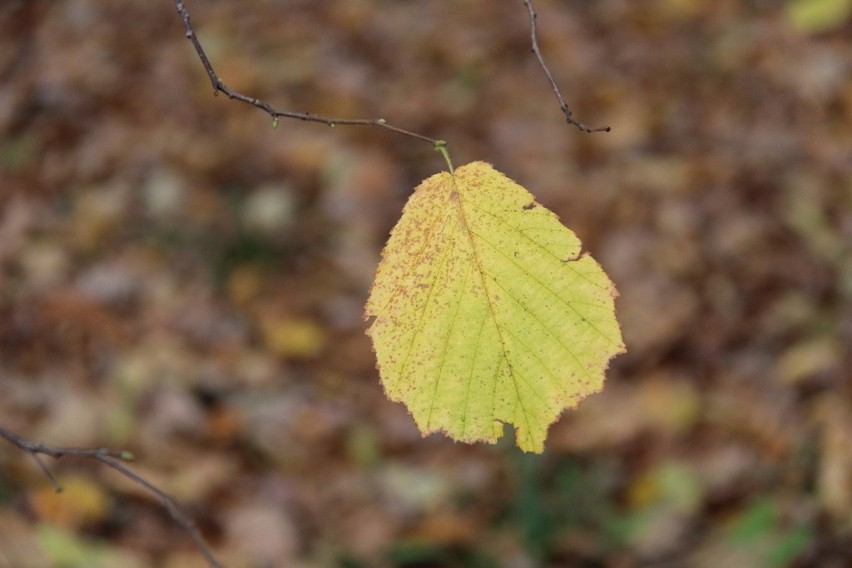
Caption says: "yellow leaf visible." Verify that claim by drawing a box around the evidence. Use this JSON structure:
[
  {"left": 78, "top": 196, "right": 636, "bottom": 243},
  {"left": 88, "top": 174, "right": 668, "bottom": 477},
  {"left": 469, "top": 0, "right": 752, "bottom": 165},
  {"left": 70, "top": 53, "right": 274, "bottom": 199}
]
[
  {"left": 30, "top": 475, "right": 111, "bottom": 527},
  {"left": 785, "top": 0, "right": 852, "bottom": 33},
  {"left": 366, "top": 162, "right": 624, "bottom": 452},
  {"left": 261, "top": 316, "right": 326, "bottom": 359}
]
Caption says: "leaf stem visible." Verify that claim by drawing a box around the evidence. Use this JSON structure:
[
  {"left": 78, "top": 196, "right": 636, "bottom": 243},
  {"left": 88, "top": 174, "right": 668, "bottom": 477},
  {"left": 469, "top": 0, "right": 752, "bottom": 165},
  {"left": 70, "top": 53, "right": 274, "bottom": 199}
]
[{"left": 434, "top": 140, "right": 454, "bottom": 174}]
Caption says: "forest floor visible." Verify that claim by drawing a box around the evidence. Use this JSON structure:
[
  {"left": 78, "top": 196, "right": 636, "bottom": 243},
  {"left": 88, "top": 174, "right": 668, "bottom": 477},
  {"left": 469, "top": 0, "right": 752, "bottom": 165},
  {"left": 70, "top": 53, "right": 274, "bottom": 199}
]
[{"left": 1, "top": 1, "right": 851, "bottom": 567}]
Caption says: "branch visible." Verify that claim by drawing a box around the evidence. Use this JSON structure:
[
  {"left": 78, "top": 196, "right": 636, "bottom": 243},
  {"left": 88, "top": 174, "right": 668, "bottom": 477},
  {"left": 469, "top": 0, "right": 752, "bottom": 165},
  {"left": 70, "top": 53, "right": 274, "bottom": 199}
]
[
  {"left": 0, "top": 426, "right": 225, "bottom": 568},
  {"left": 173, "top": 0, "right": 441, "bottom": 146},
  {"left": 523, "top": 0, "right": 610, "bottom": 133}
]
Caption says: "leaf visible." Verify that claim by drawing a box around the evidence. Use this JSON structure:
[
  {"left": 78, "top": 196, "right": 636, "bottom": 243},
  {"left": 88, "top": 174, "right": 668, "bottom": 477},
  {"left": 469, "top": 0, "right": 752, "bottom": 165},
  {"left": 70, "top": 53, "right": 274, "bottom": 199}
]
[
  {"left": 785, "top": 0, "right": 852, "bottom": 33},
  {"left": 366, "top": 162, "right": 624, "bottom": 452},
  {"left": 29, "top": 475, "right": 112, "bottom": 528}
]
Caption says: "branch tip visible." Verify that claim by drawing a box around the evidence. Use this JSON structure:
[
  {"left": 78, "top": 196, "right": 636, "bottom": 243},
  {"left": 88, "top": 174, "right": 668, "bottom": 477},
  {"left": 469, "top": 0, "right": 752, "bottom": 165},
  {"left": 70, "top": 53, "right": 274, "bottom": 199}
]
[{"left": 524, "top": 0, "right": 609, "bottom": 134}]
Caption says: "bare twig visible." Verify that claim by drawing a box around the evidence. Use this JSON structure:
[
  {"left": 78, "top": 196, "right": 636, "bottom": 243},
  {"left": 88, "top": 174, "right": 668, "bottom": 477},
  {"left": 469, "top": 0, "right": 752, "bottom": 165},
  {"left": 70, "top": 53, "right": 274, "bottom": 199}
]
[
  {"left": 523, "top": 0, "right": 610, "bottom": 133},
  {"left": 0, "top": 426, "right": 224, "bottom": 568},
  {"left": 175, "top": 0, "right": 605, "bottom": 149},
  {"left": 173, "top": 0, "right": 441, "bottom": 146}
]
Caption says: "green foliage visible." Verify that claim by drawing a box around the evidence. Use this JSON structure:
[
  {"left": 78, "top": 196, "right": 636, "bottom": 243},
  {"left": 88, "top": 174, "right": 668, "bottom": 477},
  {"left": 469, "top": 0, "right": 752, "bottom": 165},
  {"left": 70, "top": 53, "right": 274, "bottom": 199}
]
[
  {"left": 35, "top": 526, "right": 108, "bottom": 568},
  {"left": 366, "top": 162, "right": 624, "bottom": 452},
  {"left": 727, "top": 498, "right": 814, "bottom": 568},
  {"left": 508, "top": 455, "right": 626, "bottom": 562},
  {"left": 387, "top": 542, "right": 498, "bottom": 568}
]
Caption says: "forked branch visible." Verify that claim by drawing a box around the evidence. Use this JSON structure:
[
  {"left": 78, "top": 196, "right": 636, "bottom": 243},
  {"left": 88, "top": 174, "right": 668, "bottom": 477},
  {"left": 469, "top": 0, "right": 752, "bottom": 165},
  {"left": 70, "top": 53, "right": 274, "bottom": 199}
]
[
  {"left": 173, "top": 0, "right": 607, "bottom": 149},
  {"left": 523, "top": 0, "right": 610, "bottom": 133},
  {"left": 0, "top": 426, "right": 224, "bottom": 568}
]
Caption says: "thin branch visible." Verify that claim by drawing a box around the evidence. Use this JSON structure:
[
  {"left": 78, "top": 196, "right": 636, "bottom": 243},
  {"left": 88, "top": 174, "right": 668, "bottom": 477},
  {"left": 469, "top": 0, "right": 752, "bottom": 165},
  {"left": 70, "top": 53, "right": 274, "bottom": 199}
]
[
  {"left": 173, "top": 0, "right": 441, "bottom": 146},
  {"left": 0, "top": 426, "right": 224, "bottom": 568},
  {"left": 523, "top": 0, "right": 610, "bottom": 133}
]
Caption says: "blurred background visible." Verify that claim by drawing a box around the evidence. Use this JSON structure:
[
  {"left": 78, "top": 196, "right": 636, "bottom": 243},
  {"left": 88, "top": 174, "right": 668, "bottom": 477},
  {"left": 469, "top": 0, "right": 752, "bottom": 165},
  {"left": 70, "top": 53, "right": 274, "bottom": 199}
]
[{"left": 1, "top": 0, "right": 850, "bottom": 566}]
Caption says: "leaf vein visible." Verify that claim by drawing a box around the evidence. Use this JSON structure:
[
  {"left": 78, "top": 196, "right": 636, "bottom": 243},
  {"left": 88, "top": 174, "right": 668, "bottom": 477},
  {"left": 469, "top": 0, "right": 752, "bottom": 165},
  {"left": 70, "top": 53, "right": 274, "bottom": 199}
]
[
  {"left": 461, "top": 306, "right": 489, "bottom": 440},
  {"left": 426, "top": 260, "right": 471, "bottom": 430},
  {"left": 452, "top": 177, "right": 533, "bottom": 442},
  {"left": 471, "top": 229, "right": 622, "bottom": 348},
  {"left": 398, "top": 221, "right": 455, "bottom": 396},
  {"left": 463, "top": 200, "right": 611, "bottom": 293}
]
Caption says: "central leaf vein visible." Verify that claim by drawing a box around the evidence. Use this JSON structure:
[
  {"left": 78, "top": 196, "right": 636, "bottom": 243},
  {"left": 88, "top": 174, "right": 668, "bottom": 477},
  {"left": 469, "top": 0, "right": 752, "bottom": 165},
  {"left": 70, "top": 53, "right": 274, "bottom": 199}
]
[{"left": 452, "top": 177, "right": 533, "bottom": 442}]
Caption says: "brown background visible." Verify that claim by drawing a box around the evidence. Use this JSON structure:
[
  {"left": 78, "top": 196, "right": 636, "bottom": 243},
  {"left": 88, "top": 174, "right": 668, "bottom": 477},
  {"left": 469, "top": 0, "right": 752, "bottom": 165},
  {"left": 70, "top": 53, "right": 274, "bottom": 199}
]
[{"left": 1, "top": 0, "right": 850, "bottom": 566}]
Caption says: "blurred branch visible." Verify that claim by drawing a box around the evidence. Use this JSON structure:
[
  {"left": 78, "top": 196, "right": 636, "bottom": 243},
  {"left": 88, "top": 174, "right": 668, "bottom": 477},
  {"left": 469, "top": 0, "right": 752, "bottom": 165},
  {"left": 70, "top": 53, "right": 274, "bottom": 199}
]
[
  {"left": 173, "top": 0, "right": 441, "bottom": 146},
  {"left": 0, "top": 425, "right": 225, "bottom": 568},
  {"left": 523, "top": 0, "right": 610, "bottom": 133}
]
